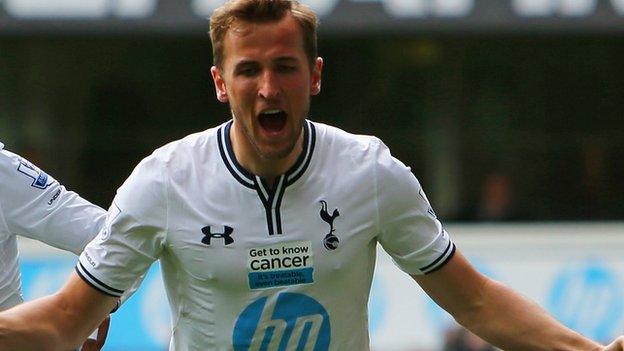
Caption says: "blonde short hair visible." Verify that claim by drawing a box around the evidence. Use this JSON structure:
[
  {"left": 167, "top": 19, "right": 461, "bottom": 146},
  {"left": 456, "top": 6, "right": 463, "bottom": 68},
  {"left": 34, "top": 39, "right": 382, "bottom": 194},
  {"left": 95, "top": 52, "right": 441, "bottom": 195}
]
[{"left": 209, "top": 0, "right": 319, "bottom": 69}]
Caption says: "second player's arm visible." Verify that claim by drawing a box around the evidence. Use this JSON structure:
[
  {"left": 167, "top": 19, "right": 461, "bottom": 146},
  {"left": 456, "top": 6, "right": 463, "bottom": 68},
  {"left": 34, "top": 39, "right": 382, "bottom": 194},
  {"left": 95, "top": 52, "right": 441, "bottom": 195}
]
[
  {"left": 0, "top": 272, "right": 117, "bottom": 351},
  {"left": 412, "top": 250, "right": 602, "bottom": 351}
]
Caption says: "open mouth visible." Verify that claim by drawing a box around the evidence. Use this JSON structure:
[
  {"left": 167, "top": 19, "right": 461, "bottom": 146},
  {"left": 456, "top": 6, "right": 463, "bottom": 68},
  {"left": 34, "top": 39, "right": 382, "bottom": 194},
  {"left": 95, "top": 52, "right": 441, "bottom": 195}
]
[{"left": 258, "top": 109, "right": 287, "bottom": 133}]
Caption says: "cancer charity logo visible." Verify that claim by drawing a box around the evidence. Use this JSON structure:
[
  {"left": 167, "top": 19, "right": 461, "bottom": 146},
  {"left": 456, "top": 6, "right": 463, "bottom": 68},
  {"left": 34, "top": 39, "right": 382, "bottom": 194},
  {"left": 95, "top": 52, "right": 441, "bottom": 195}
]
[
  {"left": 247, "top": 241, "right": 314, "bottom": 290},
  {"left": 233, "top": 292, "right": 331, "bottom": 351}
]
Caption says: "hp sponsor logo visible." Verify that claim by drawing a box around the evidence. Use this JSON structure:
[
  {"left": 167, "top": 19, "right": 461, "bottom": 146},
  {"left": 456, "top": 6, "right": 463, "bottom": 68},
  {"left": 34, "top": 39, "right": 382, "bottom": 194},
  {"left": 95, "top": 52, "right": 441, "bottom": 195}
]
[
  {"left": 233, "top": 293, "right": 330, "bottom": 351},
  {"left": 547, "top": 262, "right": 623, "bottom": 341}
]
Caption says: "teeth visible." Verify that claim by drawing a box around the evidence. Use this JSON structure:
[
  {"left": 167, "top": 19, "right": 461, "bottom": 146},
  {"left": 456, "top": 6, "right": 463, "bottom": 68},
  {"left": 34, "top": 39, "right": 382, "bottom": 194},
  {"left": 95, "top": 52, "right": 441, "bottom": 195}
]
[{"left": 262, "top": 109, "right": 282, "bottom": 115}]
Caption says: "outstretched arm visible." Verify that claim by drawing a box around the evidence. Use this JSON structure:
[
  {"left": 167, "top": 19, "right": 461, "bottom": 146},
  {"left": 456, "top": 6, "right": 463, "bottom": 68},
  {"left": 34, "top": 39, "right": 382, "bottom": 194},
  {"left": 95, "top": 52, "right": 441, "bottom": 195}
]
[
  {"left": 605, "top": 337, "right": 624, "bottom": 351},
  {"left": 412, "top": 250, "right": 606, "bottom": 351},
  {"left": 0, "top": 272, "right": 117, "bottom": 351}
]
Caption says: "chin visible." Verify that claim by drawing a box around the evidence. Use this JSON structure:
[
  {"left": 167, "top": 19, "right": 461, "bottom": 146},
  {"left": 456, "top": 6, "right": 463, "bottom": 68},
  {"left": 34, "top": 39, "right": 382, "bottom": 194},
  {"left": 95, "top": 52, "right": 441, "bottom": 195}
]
[
  {"left": 258, "top": 148, "right": 294, "bottom": 161},
  {"left": 256, "top": 143, "right": 297, "bottom": 161}
]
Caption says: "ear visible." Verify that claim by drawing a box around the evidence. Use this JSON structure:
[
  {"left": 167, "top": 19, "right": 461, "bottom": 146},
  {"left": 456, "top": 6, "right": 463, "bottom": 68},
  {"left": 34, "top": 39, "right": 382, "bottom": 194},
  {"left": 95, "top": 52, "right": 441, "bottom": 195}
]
[
  {"left": 310, "top": 57, "right": 323, "bottom": 96},
  {"left": 210, "top": 66, "right": 229, "bottom": 103}
]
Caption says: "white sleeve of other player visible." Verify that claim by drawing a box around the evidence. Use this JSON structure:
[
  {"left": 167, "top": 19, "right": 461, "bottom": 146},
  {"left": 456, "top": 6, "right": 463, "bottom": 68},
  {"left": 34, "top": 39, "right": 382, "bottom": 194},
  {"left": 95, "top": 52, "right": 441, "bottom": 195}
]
[
  {"left": 373, "top": 139, "right": 455, "bottom": 276},
  {"left": 78, "top": 153, "right": 167, "bottom": 297},
  {"left": 0, "top": 145, "right": 105, "bottom": 254}
]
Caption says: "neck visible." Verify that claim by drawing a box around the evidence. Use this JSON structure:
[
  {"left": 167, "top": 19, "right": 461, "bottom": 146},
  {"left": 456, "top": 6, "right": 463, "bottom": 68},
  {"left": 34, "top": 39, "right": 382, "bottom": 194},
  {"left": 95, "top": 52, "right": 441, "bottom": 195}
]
[{"left": 230, "top": 122, "right": 303, "bottom": 187}]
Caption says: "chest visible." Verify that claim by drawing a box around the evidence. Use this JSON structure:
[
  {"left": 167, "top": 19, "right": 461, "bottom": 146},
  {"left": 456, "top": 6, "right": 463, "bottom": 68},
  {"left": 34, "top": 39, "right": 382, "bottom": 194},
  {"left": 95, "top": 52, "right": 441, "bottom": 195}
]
[{"left": 162, "top": 178, "right": 377, "bottom": 292}]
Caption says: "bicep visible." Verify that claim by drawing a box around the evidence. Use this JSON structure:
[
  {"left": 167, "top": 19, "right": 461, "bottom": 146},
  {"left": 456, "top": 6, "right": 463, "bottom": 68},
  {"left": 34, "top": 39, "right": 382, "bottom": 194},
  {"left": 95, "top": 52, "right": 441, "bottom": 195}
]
[
  {"left": 5, "top": 183, "right": 105, "bottom": 254},
  {"left": 36, "top": 192, "right": 106, "bottom": 253},
  {"left": 55, "top": 272, "right": 119, "bottom": 345},
  {"left": 0, "top": 149, "right": 105, "bottom": 253},
  {"left": 411, "top": 250, "right": 489, "bottom": 321}
]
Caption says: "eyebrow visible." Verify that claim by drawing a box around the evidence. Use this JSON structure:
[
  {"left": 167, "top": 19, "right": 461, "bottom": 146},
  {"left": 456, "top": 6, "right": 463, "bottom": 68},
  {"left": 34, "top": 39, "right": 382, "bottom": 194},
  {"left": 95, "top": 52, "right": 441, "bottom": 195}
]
[
  {"left": 273, "top": 56, "right": 299, "bottom": 64},
  {"left": 234, "top": 60, "right": 258, "bottom": 68},
  {"left": 234, "top": 56, "right": 300, "bottom": 67}
]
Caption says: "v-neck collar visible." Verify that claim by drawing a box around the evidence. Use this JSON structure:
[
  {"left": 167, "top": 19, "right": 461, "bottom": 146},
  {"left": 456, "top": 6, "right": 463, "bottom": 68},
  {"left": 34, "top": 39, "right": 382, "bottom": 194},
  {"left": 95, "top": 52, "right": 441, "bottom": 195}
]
[{"left": 217, "top": 120, "right": 317, "bottom": 235}]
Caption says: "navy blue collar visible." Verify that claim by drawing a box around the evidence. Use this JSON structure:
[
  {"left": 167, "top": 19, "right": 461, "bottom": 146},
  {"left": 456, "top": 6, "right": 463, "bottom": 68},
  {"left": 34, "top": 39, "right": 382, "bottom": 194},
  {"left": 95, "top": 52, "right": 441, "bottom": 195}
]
[{"left": 217, "top": 119, "right": 316, "bottom": 189}]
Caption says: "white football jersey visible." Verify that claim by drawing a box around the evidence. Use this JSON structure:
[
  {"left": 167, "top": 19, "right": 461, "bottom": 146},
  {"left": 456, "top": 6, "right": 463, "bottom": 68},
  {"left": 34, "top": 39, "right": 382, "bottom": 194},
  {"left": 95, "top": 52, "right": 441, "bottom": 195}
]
[
  {"left": 0, "top": 143, "right": 106, "bottom": 310},
  {"left": 78, "top": 121, "right": 455, "bottom": 351}
]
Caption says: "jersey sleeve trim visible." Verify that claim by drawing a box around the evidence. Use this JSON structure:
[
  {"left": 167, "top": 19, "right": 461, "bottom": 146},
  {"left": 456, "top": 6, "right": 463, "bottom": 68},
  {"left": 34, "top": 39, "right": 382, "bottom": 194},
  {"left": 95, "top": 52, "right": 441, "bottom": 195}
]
[
  {"left": 420, "top": 239, "right": 456, "bottom": 275},
  {"left": 75, "top": 262, "right": 124, "bottom": 298},
  {"left": 110, "top": 300, "right": 121, "bottom": 313}
]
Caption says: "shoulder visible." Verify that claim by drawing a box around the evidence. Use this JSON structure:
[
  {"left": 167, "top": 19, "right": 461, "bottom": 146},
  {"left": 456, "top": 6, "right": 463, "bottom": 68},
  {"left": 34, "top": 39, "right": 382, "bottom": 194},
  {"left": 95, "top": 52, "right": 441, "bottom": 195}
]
[
  {"left": 0, "top": 143, "right": 58, "bottom": 192},
  {"left": 312, "top": 121, "right": 379, "bottom": 147},
  {"left": 311, "top": 121, "right": 407, "bottom": 180},
  {"left": 127, "top": 126, "right": 219, "bottom": 179},
  {"left": 311, "top": 121, "right": 383, "bottom": 162},
  {"left": 147, "top": 126, "right": 220, "bottom": 169},
  {"left": 316, "top": 123, "right": 410, "bottom": 174},
  {"left": 114, "top": 126, "right": 221, "bottom": 207},
  {"left": 314, "top": 123, "right": 417, "bottom": 187}
]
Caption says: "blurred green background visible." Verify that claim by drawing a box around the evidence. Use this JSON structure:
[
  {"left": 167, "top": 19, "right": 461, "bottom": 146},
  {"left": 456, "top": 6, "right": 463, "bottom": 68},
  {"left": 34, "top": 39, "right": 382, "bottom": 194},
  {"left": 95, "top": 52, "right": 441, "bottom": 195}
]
[{"left": 1, "top": 1, "right": 623, "bottom": 222}]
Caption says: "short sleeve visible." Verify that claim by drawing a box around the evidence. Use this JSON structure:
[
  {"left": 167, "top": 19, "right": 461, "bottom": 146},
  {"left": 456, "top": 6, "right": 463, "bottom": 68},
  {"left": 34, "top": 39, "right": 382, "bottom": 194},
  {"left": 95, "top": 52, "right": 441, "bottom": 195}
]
[
  {"left": 0, "top": 147, "right": 105, "bottom": 254},
  {"left": 77, "top": 154, "right": 167, "bottom": 297},
  {"left": 374, "top": 139, "right": 455, "bottom": 275}
]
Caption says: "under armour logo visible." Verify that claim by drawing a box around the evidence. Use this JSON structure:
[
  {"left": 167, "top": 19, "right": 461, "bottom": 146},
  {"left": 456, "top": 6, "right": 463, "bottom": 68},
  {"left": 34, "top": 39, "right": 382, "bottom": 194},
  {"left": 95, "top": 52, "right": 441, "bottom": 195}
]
[
  {"left": 201, "top": 225, "right": 234, "bottom": 246},
  {"left": 319, "top": 200, "right": 340, "bottom": 250}
]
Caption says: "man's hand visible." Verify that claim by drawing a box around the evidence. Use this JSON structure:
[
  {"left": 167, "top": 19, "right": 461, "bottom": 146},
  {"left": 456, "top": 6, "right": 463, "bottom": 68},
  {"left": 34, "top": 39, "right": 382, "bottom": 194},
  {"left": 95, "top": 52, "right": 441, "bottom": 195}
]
[
  {"left": 80, "top": 316, "right": 110, "bottom": 351},
  {"left": 604, "top": 336, "right": 624, "bottom": 351}
]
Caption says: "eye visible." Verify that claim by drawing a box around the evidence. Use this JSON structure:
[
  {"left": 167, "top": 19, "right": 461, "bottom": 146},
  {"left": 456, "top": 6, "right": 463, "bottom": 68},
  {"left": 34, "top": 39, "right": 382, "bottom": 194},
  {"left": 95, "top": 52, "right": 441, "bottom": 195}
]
[
  {"left": 236, "top": 66, "right": 259, "bottom": 77},
  {"left": 277, "top": 64, "right": 297, "bottom": 73}
]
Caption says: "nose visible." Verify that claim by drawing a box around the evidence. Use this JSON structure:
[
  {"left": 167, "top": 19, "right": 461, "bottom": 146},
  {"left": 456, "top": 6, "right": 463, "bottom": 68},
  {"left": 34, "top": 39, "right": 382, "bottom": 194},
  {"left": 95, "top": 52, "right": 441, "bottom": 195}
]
[{"left": 258, "top": 70, "right": 280, "bottom": 100}]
